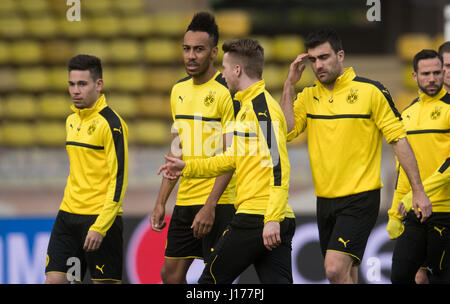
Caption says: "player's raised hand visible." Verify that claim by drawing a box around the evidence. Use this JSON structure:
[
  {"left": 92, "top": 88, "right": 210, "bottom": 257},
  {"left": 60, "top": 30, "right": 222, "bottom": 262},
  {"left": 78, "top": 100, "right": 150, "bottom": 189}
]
[
  {"left": 285, "top": 53, "right": 309, "bottom": 87},
  {"left": 157, "top": 155, "right": 186, "bottom": 179}
]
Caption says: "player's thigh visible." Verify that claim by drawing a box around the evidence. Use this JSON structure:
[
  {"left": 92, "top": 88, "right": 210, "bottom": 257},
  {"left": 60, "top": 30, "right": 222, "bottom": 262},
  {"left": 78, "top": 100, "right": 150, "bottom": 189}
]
[
  {"left": 165, "top": 205, "right": 203, "bottom": 259},
  {"left": 46, "top": 210, "right": 86, "bottom": 282},
  {"left": 327, "top": 189, "right": 380, "bottom": 264},
  {"left": 86, "top": 216, "right": 123, "bottom": 282},
  {"left": 199, "top": 214, "right": 264, "bottom": 284}
]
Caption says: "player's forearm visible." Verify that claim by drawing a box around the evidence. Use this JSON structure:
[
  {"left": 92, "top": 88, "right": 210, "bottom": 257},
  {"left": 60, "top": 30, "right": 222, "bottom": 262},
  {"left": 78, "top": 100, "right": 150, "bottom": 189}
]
[
  {"left": 155, "top": 175, "right": 179, "bottom": 207},
  {"left": 391, "top": 137, "right": 424, "bottom": 193},
  {"left": 204, "top": 171, "right": 234, "bottom": 207},
  {"left": 280, "top": 82, "right": 296, "bottom": 133}
]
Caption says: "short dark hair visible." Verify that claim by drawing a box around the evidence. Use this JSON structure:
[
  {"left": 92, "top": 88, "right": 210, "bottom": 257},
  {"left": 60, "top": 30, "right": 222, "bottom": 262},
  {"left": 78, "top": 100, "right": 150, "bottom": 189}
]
[
  {"left": 304, "top": 28, "right": 343, "bottom": 54},
  {"left": 186, "top": 12, "right": 219, "bottom": 47},
  {"left": 68, "top": 54, "right": 102, "bottom": 81},
  {"left": 413, "top": 49, "right": 443, "bottom": 72},
  {"left": 438, "top": 41, "right": 450, "bottom": 56},
  {"left": 222, "top": 38, "right": 264, "bottom": 79}
]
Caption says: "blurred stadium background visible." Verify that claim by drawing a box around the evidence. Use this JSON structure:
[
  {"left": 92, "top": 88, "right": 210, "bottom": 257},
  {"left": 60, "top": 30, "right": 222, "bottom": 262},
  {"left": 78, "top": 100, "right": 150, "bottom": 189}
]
[{"left": 0, "top": 0, "right": 448, "bottom": 284}]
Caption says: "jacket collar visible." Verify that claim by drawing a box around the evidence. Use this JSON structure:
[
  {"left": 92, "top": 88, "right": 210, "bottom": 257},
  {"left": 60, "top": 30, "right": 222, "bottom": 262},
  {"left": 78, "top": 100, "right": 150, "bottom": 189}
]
[
  {"left": 71, "top": 94, "right": 107, "bottom": 119},
  {"left": 234, "top": 79, "right": 266, "bottom": 105},
  {"left": 315, "top": 67, "right": 356, "bottom": 92},
  {"left": 418, "top": 86, "right": 447, "bottom": 104}
]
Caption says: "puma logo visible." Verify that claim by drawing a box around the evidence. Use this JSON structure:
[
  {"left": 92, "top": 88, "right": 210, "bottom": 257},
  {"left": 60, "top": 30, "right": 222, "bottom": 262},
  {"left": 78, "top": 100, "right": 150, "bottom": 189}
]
[
  {"left": 338, "top": 237, "right": 350, "bottom": 248},
  {"left": 113, "top": 127, "right": 122, "bottom": 134},
  {"left": 434, "top": 226, "right": 446, "bottom": 237},
  {"left": 258, "top": 111, "right": 268, "bottom": 118},
  {"left": 96, "top": 264, "right": 105, "bottom": 274}
]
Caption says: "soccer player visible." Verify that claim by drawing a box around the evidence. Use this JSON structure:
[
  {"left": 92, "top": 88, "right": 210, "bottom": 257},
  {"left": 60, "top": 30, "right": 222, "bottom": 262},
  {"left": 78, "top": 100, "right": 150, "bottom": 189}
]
[
  {"left": 150, "top": 12, "right": 237, "bottom": 284},
  {"left": 438, "top": 41, "right": 450, "bottom": 92},
  {"left": 388, "top": 50, "right": 450, "bottom": 284},
  {"left": 45, "top": 54, "right": 128, "bottom": 284},
  {"left": 159, "top": 38, "right": 296, "bottom": 284},
  {"left": 280, "top": 28, "right": 432, "bottom": 284}
]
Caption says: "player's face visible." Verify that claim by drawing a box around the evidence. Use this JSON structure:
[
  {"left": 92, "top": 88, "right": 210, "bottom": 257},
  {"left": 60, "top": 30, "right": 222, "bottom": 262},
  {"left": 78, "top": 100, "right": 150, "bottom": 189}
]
[
  {"left": 414, "top": 57, "right": 443, "bottom": 96},
  {"left": 68, "top": 70, "right": 103, "bottom": 109},
  {"left": 183, "top": 30, "right": 217, "bottom": 77},
  {"left": 221, "top": 53, "right": 239, "bottom": 93},
  {"left": 442, "top": 52, "right": 450, "bottom": 91},
  {"left": 307, "top": 42, "right": 344, "bottom": 86}
]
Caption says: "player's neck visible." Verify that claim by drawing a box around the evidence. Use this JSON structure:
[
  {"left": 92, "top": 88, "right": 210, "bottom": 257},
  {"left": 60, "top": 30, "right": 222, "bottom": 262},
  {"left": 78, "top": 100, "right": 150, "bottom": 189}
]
[{"left": 192, "top": 65, "right": 216, "bottom": 85}]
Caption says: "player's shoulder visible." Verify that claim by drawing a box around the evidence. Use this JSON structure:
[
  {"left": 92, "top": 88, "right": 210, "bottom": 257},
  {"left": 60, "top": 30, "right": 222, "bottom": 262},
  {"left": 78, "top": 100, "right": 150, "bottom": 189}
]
[
  {"left": 171, "top": 75, "right": 193, "bottom": 91},
  {"left": 298, "top": 84, "right": 317, "bottom": 95},
  {"left": 98, "top": 106, "right": 126, "bottom": 130},
  {"left": 402, "top": 97, "right": 420, "bottom": 113},
  {"left": 352, "top": 75, "right": 390, "bottom": 94},
  {"left": 438, "top": 92, "right": 450, "bottom": 105}
]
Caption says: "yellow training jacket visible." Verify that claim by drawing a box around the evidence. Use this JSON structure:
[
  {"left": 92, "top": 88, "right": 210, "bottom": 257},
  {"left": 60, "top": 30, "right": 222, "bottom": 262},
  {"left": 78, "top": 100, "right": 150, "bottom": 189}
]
[
  {"left": 389, "top": 87, "right": 450, "bottom": 220},
  {"left": 401, "top": 157, "right": 450, "bottom": 211},
  {"left": 288, "top": 67, "right": 406, "bottom": 198},
  {"left": 60, "top": 94, "right": 128, "bottom": 236},
  {"left": 171, "top": 71, "right": 237, "bottom": 206},
  {"left": 183, "top": 80, "right": 295, "bottom": 224}
]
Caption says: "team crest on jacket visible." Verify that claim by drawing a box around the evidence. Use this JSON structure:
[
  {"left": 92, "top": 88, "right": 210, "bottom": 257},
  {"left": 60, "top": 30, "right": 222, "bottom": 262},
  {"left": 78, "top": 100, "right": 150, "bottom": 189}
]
[
  {"left": 430, "top": 106, "right": 442, "bottom": 120},
  {"left": 346, "top": 89, "right": 358, "bottom": 104},
  {"left": 87, "top": 120, "right": 97, "bottom": 135},
  {"left": 203, "top": 91, "right": 216, "bottom": 106}
]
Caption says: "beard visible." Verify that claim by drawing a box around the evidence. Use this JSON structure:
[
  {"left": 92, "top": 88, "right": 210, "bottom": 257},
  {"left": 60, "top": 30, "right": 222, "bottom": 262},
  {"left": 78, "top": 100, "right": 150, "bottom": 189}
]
[{"left": 418, "top": 81, "right": 443, "bottom": 96}]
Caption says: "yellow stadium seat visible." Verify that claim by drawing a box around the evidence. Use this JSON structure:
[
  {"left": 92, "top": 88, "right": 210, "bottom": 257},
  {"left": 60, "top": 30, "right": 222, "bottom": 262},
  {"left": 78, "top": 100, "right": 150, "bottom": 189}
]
[
  {"left": 35, "top": 121, "right": 66, "bottom": 147},
  {"left": 2, "top": 122, "right": 35, "bottom": 147},
  {"left": 43, "top": 40, "right": 74, "bottom": 64},
  {"left": 0, "top": 17, "right": 26, "bottom": 38},
  {"left": 121, "top": 14, "right": 154, "bottom": 37},
  {"left": 10, "top": 40, "right": 43, "bottom": 64},
  {"left": 263, "top": 65, "right": 286, "bottom": 91},
  {"left": 143, "top": 39, "right": 180, "bottom": 63},
  {"left": 59, "top": 18, "right": 89, "bottom": 38},
  {"left": 109, "top": 39, "right": 141, "bottom": 63},
  {"left": 152, "top": 12, "right": 190, "bottom": 37},
  {"left": 4, "top": 95, "right": 37, "bottom": 120},
  {"left": 107, "top": 93, "right": 138, "bottom": 119},
  {"left": 137, "top": 94, "right": 171, "bottom": 118},
  {"left": 48, "top": 66, "right": 69, "bottom": 91},
  {"left": 396, "top": 33, "right": 434, "bottom": 62},
  {"left": 89, "top": 16, "right": 122, "bottom": 38},
  {"left": 131, "top": 120, "right": 171, "bottom": 145},
  {"left": 402, "top": 65, "right": 417, "bottom": 89},
  {"left": 146, "top": 68, "right": 185, "bottom": 92},
  {"left": 112, "top": 0, "right": 145, "bottom": 13},
  {"left": 75, "top": 40, "right": 110, "bottom": 63},
  {"left": 110, "top": 67, "right": 145, "bottom": 92},
  {"left": 17, "top": 0, "right": 49, "bottom": 14},
  {"left": 216, "top": 10, "right": 251, "bottom": 37},
  {"left": 0, "top": 69, "right": 17, "bottom": 92},
  {"left": 84, "top": 0, "right": 112, "bottom": 14},
  {"left": 27, "top": 16, "right": 58, "bottom": 38},
  {"left": 17, "top": 67, "right": 49, "bottom": 92},
  {"left": 251, "top": 36, "right": 274, "bottom": 62},
  {"left": 434, "top": 34, "right": 445, "bottom": 50},
  {"left": 0, "top": 42, "right": 11, "bottom": 65},
  {"left": 395, "top": 91, "right": 418, "bottom": 113},
  {"left": 0, "top": 0, "right": 17, "bottom": 15},
  {"left": 272, "top": 35, "right": 305, "bottom": 62},
  {"left": 39, "top": 94, "right": 72, "bottom": 119}
]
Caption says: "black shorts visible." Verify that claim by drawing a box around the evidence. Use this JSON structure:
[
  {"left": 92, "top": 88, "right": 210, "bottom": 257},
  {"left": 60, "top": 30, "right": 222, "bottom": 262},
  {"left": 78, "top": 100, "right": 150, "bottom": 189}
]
[
  {"left": 45, "top": 210, "right": 123, "bottom": 282},
  {"left": 165, "top": 204, "right": 235, "bottom": 260},
  {"left": 391, "top": 211, "right": 450, "bottom": 284},
  {"left": 198, "top": 213, "right": 296, "bottom": 284},
  {"left": 316, "top": 189, "right": 380, "bottom": 265}
]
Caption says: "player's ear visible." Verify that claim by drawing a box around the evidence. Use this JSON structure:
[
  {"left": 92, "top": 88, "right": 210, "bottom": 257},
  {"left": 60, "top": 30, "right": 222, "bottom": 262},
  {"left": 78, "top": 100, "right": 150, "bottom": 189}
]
[
  {"left": 211, "top": 45, "right": 218, "bottom": 59},
  {"left": 412, "top": 71, "right": 418, "bottom": 84},
  {"left": 95, "top": 78, "right": 104, "bottom": 92},
  {"left": 337, "top": 50, "right": 345, "bottom": 63}
]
